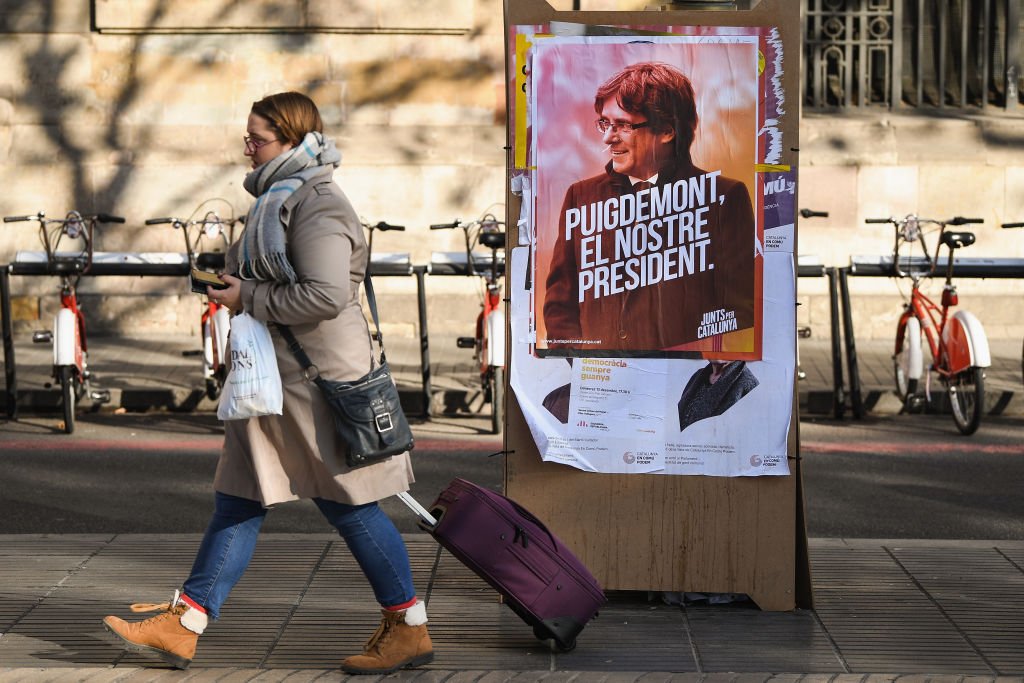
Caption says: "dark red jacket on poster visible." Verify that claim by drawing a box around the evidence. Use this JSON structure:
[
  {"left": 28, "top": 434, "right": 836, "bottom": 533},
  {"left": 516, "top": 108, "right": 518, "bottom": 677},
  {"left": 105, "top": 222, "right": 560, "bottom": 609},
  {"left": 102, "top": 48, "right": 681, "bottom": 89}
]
[{"left": 542, "top": 160, "right": 755, "bottom": 354}]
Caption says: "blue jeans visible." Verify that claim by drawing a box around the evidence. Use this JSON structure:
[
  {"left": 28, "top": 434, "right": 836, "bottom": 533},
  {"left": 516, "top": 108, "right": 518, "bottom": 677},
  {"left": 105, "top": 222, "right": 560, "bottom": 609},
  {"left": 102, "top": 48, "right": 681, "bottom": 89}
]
[{"left": 182, "top": 491, "right": 415, "bottom": 619}]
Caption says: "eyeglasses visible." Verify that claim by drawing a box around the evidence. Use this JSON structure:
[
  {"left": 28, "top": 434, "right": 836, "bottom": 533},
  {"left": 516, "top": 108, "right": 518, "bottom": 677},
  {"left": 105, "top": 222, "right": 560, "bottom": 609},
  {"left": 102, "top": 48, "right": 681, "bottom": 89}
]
[
  {"left": 243, "top": 135, "right": 277, "bottom": 153},
  {"left": 595, "top": 119, "right": 650, "bottom": 135}
]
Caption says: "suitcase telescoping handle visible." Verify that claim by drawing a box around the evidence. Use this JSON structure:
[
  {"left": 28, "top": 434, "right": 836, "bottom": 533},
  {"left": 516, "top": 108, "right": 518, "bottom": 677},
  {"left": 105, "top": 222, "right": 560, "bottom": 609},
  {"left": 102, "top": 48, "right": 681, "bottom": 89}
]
[{"left": 396, "top": 491, "right": 438, "bottom": 528}]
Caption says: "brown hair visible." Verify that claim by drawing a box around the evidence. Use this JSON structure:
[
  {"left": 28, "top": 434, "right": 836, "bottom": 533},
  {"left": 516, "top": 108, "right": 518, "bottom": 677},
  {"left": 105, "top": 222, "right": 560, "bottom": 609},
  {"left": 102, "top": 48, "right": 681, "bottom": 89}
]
[
  {"left": 594, "top": 62, "right": 699, "bottom": 163},
  {"left": 250, "top": 92, "right": 323, "bottom": 146}
]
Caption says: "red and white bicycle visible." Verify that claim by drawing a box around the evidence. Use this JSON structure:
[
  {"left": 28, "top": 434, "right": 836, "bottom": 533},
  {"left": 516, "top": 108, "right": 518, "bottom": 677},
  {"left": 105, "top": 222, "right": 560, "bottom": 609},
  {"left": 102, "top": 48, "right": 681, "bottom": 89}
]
[
  {"left": 4, "top": 210, "right": 123, "bottom": 433},
  {"left": 868, "top": 214, "right": 990, "bottom": 434},
  {"left": 146, "top": 203, "right": 242, "bottom": 400},
  {"left": 431, "top": 211, "right": 507, "bottom": 434}
]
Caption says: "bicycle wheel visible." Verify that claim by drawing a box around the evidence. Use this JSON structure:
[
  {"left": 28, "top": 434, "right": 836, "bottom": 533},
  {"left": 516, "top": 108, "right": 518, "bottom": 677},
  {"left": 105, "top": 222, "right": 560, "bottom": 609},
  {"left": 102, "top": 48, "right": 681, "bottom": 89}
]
[
  {"left": 205, "top": 378, "right": 221, "bottom": 401},
  {"left": 893, "top": 316, "right": 922, "bottom": 403},
  {"left": 202, "top": 320, "right": 219, "bottom": 400},
  {"left": 490, "top": 366, "right": 505, "bottom": 435},
  {"left": 948, "top": 366, "right": 984, "bottom": 435},
  {"left": 59, "top": 365, "right": 76, "bottom": 434}
]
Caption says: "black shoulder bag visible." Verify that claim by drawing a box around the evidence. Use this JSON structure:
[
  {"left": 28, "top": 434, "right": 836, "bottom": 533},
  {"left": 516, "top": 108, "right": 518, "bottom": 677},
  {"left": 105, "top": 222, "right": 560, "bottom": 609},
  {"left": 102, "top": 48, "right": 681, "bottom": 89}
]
[{"left": 277, "top": 274, "right": 414, "bottom": 467}]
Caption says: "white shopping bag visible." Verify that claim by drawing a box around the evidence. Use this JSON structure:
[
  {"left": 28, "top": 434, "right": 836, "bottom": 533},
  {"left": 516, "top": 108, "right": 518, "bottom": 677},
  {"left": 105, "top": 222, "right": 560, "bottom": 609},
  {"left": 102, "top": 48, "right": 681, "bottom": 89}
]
[{"left": 217, "top": 312, "right": 283, "bottom": 420}]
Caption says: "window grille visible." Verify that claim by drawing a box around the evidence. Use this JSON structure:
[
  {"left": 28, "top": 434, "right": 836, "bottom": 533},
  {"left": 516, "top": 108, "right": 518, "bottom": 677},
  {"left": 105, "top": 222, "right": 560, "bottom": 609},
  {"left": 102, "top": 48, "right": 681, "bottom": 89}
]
[{"left": 804, "top": 0, "right": 1022, "bottom": 111}]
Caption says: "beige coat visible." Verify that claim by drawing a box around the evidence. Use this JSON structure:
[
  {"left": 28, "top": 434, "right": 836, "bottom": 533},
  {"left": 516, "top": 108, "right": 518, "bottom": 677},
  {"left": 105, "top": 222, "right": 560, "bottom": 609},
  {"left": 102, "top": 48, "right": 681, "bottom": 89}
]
[{"left": 213, "top": 167, "right": 414, "bottom": 507}]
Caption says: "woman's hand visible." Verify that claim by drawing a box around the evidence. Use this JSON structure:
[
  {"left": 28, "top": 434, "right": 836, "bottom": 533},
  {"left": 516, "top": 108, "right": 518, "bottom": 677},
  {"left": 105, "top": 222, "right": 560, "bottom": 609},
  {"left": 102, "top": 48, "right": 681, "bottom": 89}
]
[{"left": 208, "top": 273, "right": 242, "bottom": 311}]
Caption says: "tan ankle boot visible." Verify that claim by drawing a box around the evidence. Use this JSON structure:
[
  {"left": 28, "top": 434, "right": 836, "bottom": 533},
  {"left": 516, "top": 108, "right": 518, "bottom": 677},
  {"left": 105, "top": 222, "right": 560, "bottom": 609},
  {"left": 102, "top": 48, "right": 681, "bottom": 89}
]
[
  {"left": 102, "top": 591, "right": 207, "bottom": 669},
  {"left": 341, "top": 600, "right": 434, "bottom": 674}
]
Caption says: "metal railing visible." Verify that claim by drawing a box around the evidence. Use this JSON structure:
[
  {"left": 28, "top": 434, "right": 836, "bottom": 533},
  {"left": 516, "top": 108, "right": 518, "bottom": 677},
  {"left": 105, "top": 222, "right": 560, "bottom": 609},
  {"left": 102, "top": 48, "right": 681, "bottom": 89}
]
[{"left": 804, "top": 0, "right": 1022, "bottom": 111}]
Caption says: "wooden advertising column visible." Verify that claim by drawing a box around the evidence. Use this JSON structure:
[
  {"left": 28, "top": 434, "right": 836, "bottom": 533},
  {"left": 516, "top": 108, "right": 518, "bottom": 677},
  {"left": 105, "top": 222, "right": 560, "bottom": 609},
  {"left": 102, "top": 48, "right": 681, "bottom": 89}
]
[{"left": 503, "top": 0, "right": 807, "bottom": 611}]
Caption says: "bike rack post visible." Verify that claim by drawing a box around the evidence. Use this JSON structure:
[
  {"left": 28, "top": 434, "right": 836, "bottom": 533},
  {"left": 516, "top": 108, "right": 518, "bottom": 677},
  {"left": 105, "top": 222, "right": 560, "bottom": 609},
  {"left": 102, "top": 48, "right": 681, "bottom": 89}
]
[
  {"left": 838, "top": 267, "right": 865, "bottom": 418},
  {"left": 412, "top": 264, "right": 432, "bottom": 418},
  {"left": 827, "top": 267, "right": 846, "bottom": 419},
  {"left": 1, "top": 266, "right": 17, "bottom": 419}
]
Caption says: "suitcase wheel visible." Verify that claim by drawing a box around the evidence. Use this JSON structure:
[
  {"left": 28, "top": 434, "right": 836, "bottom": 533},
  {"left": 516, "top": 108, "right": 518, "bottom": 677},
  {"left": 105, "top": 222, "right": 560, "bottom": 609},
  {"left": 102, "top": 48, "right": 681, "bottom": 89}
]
[{"left": 533, "top": 624, "right": 576, "bottom": 652}]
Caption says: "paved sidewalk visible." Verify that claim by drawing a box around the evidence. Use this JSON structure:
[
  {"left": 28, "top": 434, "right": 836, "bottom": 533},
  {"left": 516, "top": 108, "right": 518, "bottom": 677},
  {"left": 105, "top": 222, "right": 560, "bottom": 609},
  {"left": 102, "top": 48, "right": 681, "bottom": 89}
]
[
  {"left": 0, "top": 333, "right": 484, "bottom": 417},
  {"left": 1, "top": 534, "right": 1023, "bottom": 679},
  {"left": 795, "top": 338, "right": 1023, "bottom": 417},
  {"left": 1, "top": 333, "right": 1021, "bottom": 417}
]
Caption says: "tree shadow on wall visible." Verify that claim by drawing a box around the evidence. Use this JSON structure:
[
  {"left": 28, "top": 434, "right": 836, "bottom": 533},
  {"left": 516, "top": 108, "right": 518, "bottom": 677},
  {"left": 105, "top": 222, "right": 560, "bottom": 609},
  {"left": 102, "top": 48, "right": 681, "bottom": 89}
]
[{"left": 4, "top": 0, "right": 496, "bottom": 240}]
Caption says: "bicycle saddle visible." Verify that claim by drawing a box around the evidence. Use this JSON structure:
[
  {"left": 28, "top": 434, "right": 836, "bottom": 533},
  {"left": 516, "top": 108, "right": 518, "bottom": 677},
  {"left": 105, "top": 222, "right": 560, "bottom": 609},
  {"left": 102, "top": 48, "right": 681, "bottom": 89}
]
[
  {"left": 196, "top": 252, "right": 226, "bottom": 270},
  {"left": 941, "top": 231, "right": 975, "bottom": 249},
  {"left": 479, "top": 231, "right": 506, "bottom": 249}
]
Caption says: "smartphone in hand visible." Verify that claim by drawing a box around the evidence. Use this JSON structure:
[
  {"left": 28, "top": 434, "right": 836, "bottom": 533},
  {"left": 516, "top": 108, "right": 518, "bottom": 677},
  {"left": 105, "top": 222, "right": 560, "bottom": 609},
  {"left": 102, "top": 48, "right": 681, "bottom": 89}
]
[{"left": 191, "top": 268, "right": 229, "bottom": 295}]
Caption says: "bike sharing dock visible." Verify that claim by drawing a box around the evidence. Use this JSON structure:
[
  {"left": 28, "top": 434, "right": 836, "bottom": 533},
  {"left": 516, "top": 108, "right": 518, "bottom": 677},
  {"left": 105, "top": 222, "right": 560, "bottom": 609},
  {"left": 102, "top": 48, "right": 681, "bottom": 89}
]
[{"left": 0, "top": 250, "right": 503, "bottom": 421}]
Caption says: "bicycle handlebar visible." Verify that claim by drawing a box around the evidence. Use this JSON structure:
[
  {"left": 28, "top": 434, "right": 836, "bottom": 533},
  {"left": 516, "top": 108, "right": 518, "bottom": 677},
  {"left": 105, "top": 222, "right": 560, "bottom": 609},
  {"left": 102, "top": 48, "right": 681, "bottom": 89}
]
[
  {"left": 1002, "top": 222, "right": 1024, "bottom": 229},
  {"left": 867, "top": 215, "right": 984, "bottom": 226},
  {"left": 370, "top": 221, "right": 405, "bottom": 231},
  {"left": 430, "top": 221, "right": 461, "bottom": 230},
  {"left": 5, "top": 212, "right": 123, "bottom": 224},
  {"left": 146, "top": 216, "right": 240, "bottom": 226},
  {"left": 799, "top": 209, "right": 829, "bottom": 218}
]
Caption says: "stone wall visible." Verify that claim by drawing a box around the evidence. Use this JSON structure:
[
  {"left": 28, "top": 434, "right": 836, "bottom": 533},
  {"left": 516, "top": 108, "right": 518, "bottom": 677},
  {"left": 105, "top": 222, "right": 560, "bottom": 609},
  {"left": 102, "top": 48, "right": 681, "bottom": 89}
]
[
  {"left": 1, "top": 1, "right": 1023, "bottom": 350},
  {"left": 799, "top": 113, "right": 1024, "bottom": 340},
  {"left": 0, "top": 0, "right": 506, "bottom": 348}
]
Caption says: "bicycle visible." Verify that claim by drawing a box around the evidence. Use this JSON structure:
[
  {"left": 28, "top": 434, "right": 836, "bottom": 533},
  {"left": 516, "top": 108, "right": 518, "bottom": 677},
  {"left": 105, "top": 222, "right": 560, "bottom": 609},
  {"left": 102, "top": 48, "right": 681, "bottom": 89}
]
[
  {"left": 3, "top": 210, "right": 124, "bottom": 433},
  {"left": 1000, "top": 220, "right": 1024, "bottom": 386},
  {"left": 430, "top": 211, "right": 506, "bottom": 434},
  {"left": 145, "top": 203, "right": 242, "bottom": 400},
  {"left": 797, "top": 208, "right": 830, "bottom": 381},
  {"left": 867, "top": 214, "right": 990, "bottom": 434}
]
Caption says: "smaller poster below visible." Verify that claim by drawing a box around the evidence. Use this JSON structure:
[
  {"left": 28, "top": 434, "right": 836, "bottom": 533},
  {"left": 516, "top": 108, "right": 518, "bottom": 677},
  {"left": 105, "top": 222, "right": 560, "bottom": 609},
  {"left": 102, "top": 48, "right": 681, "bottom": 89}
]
[{"left": 509, "top": 246, "right": 793, "bottom": 477}]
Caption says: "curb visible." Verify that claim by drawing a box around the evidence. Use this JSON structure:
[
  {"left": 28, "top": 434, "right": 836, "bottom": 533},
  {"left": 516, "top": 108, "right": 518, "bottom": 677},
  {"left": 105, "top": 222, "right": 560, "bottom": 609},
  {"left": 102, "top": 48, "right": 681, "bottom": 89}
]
[
  {"left": 8, "top": 384, "right": 1022, "bottom": 418},
  {"left": 800, "top": 386, "right": 1024, "bottom": 417}
]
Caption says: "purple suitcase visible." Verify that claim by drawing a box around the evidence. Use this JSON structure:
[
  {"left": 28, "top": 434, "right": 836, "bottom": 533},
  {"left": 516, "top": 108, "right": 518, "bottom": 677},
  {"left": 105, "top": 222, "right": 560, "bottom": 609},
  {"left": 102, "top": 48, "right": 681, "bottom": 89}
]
[{"left": 400, "top": 478, "right": 605, "bottom": 651}]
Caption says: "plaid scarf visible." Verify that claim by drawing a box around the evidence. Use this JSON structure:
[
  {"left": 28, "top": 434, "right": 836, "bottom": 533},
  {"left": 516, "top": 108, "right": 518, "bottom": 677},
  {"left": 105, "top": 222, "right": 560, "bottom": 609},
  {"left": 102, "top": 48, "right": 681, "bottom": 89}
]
[{"left": 239, "top": 131, "right": 342, "bottom": 283}]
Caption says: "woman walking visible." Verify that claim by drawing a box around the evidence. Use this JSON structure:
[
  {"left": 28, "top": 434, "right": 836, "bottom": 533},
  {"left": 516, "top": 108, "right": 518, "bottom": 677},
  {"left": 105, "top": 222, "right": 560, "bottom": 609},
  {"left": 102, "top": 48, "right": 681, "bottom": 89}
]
[{"left": 102, "top": 92, "right": 433, "bottom": 675}]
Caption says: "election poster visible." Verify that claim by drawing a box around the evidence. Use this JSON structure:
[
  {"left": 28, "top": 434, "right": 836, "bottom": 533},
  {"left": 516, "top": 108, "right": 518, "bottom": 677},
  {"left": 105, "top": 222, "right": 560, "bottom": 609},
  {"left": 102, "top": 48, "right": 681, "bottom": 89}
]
[
  {"left": 509, "top": 26, "right": 795, "bottom": 477},
  {"left": 531, "top": 36, "right": 762, "bottom": 359}
]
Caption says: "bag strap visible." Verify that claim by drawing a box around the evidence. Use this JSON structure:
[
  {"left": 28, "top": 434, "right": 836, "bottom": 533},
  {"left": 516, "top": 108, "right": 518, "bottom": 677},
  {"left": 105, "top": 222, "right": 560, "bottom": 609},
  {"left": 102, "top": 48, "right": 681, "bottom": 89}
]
[
  {"left": 275, "top": 323, "right": 321, "bottom": 384},
  {"left": 277, "top": 269, "right": 385, "bottom": 379},
  {"left": 275, "top": 182, "right": 385, "bottom": 372},
  {"left": 362, "top": 272, "right": 387, "bottom": 364}
]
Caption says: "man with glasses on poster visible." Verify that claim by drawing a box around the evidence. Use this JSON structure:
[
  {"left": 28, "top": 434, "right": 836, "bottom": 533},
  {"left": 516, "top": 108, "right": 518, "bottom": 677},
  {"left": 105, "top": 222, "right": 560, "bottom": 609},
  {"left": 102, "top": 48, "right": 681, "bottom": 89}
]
[{"left": 542, "top": 61, "right": 756, "bottom": 355}]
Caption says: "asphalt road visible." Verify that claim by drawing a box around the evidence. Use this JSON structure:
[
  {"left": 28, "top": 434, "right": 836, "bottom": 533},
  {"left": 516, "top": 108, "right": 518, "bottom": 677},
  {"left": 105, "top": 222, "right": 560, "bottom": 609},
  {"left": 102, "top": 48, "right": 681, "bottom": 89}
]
[
  {"left": 0, "top": 413, "right": 504, "bottom": 534},
  {"left": 799, "top": 413, "right": 1024, "bottom": 539},
  {"left": 1, "top": 411, "right": 1022, "bottom": 539}
]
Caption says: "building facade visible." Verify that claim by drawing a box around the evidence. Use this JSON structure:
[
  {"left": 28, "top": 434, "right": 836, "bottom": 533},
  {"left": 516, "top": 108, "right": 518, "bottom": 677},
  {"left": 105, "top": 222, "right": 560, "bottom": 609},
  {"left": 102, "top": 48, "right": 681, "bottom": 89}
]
[{"left": 0, "top": 0, "right": 1021, "bottom": 353}]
